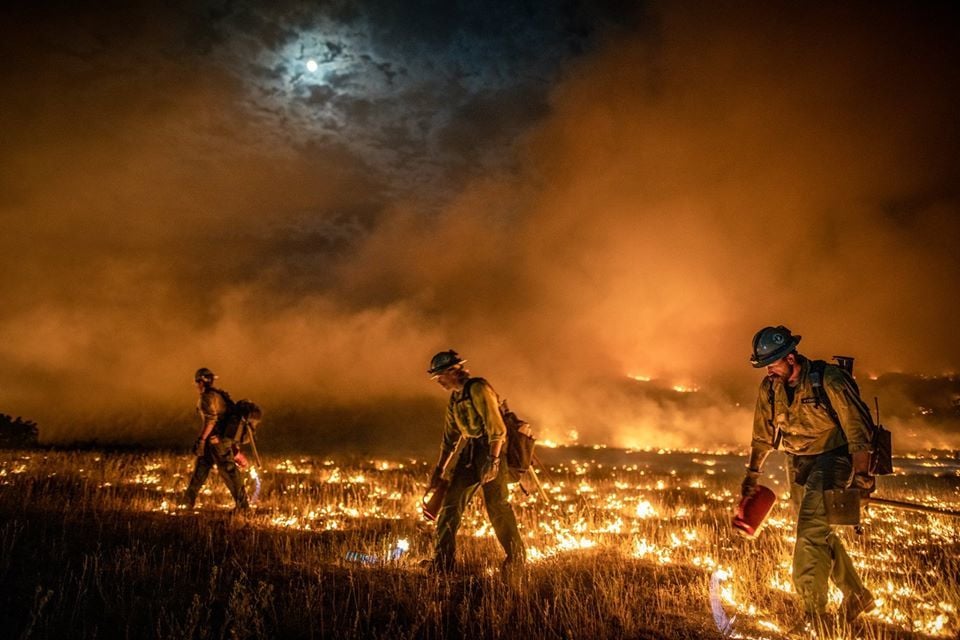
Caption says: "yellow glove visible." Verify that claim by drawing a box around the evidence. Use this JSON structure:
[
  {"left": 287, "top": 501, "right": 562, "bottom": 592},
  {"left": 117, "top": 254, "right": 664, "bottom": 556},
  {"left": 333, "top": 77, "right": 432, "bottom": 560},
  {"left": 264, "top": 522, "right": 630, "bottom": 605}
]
[
  {"left": 741, "top": 469, "right": 761, "bottom": 498},
  {"left": 480, "top": 456, "right": 501, "bottom": 484},
  {"left": 850, "top": 472, "right": 875, "bottom": 498}
]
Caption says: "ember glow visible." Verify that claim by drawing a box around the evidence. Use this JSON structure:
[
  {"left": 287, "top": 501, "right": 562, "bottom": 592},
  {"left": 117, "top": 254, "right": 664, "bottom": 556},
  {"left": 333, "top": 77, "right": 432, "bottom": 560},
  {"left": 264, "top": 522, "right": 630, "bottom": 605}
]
[
  {"left": 2, "top": 4, "right": 960, "bottom": 637},
  {"left": 3, "top": 448, "right": 958, "bottom": 637}
]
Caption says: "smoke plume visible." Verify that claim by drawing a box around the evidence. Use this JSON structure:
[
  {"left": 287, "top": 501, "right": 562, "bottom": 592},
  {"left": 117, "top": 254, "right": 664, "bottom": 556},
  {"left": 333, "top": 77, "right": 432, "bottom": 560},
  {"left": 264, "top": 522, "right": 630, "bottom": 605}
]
[{"left": 1, "top": 2, "right": 958, "bottom": 451}]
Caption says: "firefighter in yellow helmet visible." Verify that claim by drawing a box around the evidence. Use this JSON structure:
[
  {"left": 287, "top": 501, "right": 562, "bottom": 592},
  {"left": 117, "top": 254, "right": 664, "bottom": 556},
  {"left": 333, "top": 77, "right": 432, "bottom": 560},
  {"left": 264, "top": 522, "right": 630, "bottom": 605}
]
[
  {"left": 425, "top": 350, "right": 524, "bottom": 573},
  {"left": 182, "top": 368, "right": 249, "bottom": 511},
  {"left": 742, "top": 327, "right": 875, "bottom": 630}
]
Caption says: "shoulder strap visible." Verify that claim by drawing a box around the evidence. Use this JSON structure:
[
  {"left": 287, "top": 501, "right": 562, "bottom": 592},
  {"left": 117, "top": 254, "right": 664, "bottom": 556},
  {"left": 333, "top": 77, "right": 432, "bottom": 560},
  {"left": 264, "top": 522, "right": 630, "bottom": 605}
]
[
  {"left": 810, "top": 360, "right": 842, "bottom": 428},
  {"left": 459, "top": 377, "right": 507, "bottom": 423},
  {"left": 460, "top": 378, "right": 478, "bottom": 409},
  {"left": 768, "top": 381, "right": 782, "bottom": 449},
  {"left": 460, "top": 377, "right": 492, "bottom": 411}
]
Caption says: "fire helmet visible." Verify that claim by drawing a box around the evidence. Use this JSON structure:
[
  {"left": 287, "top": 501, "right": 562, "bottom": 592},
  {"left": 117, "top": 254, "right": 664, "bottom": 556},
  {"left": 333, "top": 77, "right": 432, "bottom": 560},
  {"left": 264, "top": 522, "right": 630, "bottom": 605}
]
[
  {"left": 750, "top": 326, "right": 801, "bottom": 368},
  {"left": 428, "top": 350, "right": 466, "bottom": 376},
  {"left": 194, "top": 367, "right": 217, "bottom": 383}
]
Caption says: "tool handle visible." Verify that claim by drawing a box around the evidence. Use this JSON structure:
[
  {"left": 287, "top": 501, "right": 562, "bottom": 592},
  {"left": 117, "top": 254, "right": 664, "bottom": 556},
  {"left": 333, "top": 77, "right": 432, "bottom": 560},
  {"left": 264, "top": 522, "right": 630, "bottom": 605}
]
[{"left": 868, "top": 497, "right": 960, "bottom": 518}]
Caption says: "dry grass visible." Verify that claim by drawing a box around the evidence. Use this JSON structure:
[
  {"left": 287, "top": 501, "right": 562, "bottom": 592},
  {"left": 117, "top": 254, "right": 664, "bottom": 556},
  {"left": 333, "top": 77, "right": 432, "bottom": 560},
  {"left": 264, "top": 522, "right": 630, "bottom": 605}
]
[{"left": 0, "top": 447, "right": 957, "bottom": 639}]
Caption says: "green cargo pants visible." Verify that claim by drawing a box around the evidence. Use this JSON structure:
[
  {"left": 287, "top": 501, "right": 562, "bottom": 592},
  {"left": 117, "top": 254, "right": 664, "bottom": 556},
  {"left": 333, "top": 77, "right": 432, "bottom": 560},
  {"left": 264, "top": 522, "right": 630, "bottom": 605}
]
[
  {"left": 434, "top": 436, "right": 524, "bottom": 570},
  {"left": 790, "top": 449, "right": 868, "bottom": 613},
  {"left": 183, "top": 438, "right": 249, "bottom": 509}
]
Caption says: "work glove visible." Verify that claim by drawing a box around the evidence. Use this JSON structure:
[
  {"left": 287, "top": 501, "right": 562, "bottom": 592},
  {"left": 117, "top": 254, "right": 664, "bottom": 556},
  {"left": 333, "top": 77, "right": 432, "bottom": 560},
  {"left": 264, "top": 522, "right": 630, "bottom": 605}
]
[
  {"left": 192, "top": 437, "right": 205, "bottom": 457},
  {"left": 741, "top": 469, "right": 761, "bottom": 498},
  {"left": 850, "top": 472, "right": 875, "bottom": 499},
  {"left": 428, "top": 465, "right": 444, "bottom": 491},
  {"left": 480, "top": 455, "right": 501, "bottom": 484},
  {"left": 234, "top": 450, "right": 249, "bottom": 470}
]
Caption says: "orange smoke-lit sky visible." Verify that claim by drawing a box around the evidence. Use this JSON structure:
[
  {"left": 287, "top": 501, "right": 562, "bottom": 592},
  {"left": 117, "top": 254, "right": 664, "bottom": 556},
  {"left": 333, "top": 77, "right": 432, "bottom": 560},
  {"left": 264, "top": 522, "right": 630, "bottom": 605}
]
[{"left": 1, "top": 1, "right": 958, "bottom": 452}]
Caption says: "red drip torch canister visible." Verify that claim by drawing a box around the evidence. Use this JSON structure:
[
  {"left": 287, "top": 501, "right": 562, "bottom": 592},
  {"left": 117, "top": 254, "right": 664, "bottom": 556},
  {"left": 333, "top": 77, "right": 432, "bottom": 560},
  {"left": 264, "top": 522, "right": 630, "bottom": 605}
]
[
  {"left": 732, "top": 485, "right": 776, "bottom": 538},
  {"left": 422, "top": 479, "right": 449, "bottom": 522}
]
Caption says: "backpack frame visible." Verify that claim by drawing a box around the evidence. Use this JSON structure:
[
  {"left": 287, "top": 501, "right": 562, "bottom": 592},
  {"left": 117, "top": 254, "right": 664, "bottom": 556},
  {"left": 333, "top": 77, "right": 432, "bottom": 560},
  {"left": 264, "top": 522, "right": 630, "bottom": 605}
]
[
  {"left": 808, "top": 359, "right": 894, "bottom": 476},
  {"left": 461, "top": 378, "right": 536, "bottom": 483},
  {"left": 212, "top": 389, "right": 262, "bottom": 445}
]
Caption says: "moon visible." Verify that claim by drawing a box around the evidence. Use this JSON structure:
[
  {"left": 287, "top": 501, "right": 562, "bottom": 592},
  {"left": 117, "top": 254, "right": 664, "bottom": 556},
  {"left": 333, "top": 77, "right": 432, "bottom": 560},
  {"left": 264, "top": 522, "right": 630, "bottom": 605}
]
[{"left": 306, "top": 59, "right": 318, "bottom": 72}]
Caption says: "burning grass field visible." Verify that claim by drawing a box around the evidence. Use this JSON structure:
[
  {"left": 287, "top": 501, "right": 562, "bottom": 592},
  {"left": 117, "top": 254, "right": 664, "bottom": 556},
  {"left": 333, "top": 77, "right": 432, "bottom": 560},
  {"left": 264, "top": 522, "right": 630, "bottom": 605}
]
[{"left": 0, "top": 446, "right": 958, "bottom": 639}]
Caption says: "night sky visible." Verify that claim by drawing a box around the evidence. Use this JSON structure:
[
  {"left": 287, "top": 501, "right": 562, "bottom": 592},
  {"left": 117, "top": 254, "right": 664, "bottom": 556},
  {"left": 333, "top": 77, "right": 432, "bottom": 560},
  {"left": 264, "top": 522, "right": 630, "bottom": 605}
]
[{"left": 1, "top": 1, "right": 958, "bottom": 451}]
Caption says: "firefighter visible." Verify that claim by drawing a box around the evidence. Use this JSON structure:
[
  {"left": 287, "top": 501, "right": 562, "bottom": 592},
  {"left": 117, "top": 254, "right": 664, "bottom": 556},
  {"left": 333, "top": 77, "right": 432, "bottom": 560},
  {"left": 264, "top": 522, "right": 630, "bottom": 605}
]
[
  {"left": 181, "top": 368, "right": 249, "bottom": 511},
  {"left": 425, "top": 350, "right": 524, "bottom": 573},
  {"left": 741, "top": 327, "right": 875, "bottom": 629}
]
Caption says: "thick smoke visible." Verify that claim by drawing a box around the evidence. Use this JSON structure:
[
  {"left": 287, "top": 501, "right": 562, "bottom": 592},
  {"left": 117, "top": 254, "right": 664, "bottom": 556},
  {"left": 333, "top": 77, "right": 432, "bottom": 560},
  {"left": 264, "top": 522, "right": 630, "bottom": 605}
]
[{"left": 1, "top": 3, "right": 958, "bottom": 451}]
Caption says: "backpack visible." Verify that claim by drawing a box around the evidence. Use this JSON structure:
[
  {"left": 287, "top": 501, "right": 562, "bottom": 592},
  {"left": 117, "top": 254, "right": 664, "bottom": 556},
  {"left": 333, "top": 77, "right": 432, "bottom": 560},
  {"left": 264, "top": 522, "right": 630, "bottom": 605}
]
[
  {"left": 230, "top": 399, "right": 263, "bottom": 445},
  {"left": 213, "top": 389, "right": 263, "bottom": 445},
  {"left": 462, "top": 378, "right": 536, "bottom": 483},
  {"left": 809, "top": 357, "right": 894, "bottom": 476}
]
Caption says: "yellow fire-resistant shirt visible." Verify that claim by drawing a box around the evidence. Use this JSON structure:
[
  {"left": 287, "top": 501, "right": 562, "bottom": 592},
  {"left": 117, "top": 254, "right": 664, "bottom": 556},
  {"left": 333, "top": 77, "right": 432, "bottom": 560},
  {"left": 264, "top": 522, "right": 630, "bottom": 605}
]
[
  {"left": 441, "top": 377, "right": 507, "bottom": 454},
  {"left": 197, "top": 388, "right": 228, "bottom": 432},
  {"left": 751, "top": 356, "right": 873, "bottom": 456}
]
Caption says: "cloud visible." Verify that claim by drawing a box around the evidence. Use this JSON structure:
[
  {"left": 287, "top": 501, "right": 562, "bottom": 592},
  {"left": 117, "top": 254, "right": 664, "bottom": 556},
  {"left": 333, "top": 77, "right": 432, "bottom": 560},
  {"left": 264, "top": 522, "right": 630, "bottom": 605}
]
[
  {"left": 318, "top": 1, "right": 960, "bottom": 447},
  {"left": 0, "top": 2, "right": 958, "bottom": 452},
  {"left": 203, "top": 0, "right": 640, "bottom": 193}
]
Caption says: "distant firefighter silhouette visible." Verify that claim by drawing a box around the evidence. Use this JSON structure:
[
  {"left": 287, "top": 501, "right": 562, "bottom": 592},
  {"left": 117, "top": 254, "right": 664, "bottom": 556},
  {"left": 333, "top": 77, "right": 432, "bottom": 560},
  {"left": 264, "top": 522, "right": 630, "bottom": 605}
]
[
  {"left": 181, "top": 368, "right": 249, "bottom": 511},
  {"left": 423, "top": 350, "right": 524, "bottom": 574}
]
